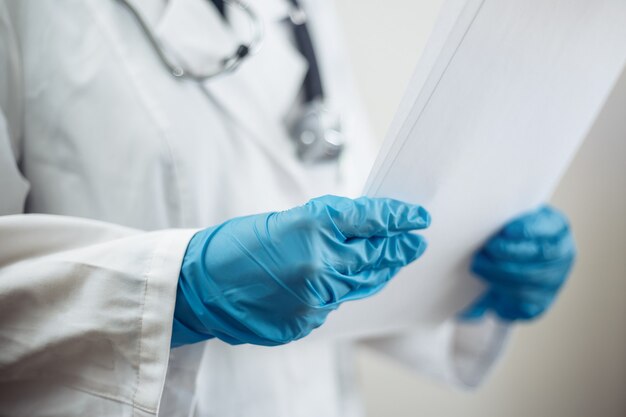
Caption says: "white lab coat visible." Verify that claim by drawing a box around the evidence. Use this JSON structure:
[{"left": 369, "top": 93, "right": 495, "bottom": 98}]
[{"left": 0, "top": 0, "right": 509, "bottom": 416}]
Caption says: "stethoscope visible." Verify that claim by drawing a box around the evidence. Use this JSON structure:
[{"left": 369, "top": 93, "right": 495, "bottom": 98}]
[{"left": 117, "top": 0, "right": 344, "bottom": 164}]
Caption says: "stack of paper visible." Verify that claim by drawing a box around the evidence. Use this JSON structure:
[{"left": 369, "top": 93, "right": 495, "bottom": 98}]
[{"left": 315, "top": 0, "right": 626, "bottom": 340}]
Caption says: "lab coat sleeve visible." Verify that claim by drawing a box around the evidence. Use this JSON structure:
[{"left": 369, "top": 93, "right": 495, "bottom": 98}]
[
  {"left": 362, "top": 317, "right": 512, "bottom": 388},
  {"left": 0, "top": 212, "right": 197, "bottom": 414},
  {"left": 0, "top": 98, "right": 196, "bottom": 417}
]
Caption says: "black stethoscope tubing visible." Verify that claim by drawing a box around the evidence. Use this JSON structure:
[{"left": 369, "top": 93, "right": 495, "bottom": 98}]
[{"left": 212, "top": 0, "right": 325, "bottom": 104}]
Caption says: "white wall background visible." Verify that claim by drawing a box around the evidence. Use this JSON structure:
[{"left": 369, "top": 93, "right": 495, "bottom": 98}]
[{"left": 333, "top": 1, "right": 626, "bottom": 416}]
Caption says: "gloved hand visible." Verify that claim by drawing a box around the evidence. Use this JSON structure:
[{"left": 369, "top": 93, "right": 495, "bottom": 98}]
[
  {"left": 172, "top": 195, "right": 431, "bottom": 347},
  {"left": 462, "top": 206, "right": 576, "bottom": 322}
]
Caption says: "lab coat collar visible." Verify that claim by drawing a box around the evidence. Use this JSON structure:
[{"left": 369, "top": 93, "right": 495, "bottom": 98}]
[
  {"left": 153, "top": 0, "right": 310, "bottom": 190},
  {"left": 121, "top": 0, "right": 290, "bottom": 25},
  {"left": 120, "top": 0, "right": 167, "bottom": 27},
  {"left": 153, "top": 0, "right": 296, "bottom": 74},
  {"left": 155, "top": 0, "right": 238, "bottom": 72}
]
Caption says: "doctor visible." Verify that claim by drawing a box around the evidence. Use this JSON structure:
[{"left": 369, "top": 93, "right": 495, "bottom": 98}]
[{"left": 0, "top": 0, "right": 575, "bottom": 416}]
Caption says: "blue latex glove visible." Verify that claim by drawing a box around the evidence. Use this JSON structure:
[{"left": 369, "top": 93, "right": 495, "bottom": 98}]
[
  {"left": 172, "top": 195, "right": 431, "bottom": 347},
  {"left": 462, "top": 206, "right": 576, "bottom": 322}
]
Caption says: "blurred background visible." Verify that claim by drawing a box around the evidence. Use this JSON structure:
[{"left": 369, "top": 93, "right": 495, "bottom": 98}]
[{"left": 333, "top": 1, "right": 626, "bottom": 416}]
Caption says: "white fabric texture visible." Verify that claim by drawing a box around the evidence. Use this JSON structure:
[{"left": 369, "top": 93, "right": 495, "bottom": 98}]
[
  {"left": 363, "top": 317, "right": 512, "bottom": 388},
  {"left": 0, "top": 215, "right": 197, "bottom": 416}
]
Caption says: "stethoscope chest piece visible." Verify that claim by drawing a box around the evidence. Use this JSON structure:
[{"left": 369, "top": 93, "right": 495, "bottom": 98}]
[{"left": 290, "top": 99, "right": 345, "bottom": 164}]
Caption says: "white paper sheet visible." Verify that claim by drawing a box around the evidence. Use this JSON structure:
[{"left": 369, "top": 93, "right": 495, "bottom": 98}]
[{"left": 314, "top": 0, "right": 626, "bottom": 340}]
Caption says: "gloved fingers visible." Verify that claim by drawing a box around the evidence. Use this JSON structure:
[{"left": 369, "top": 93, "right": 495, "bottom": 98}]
[
  {"left": 333, "top": 232, "right": 427, "bottom": 274},
  {"left": 333, "top": 266, "right": 403, "bottom": 303},
  {"left": 460, "top": 288, "right": 555, "bottom": 322},
  {"left": 489, "top": 286, "right": 556, "bottom": 321},
  {"left": 483, "top": 230, "right": 576, "bottom": 263},
  {"left": 501, "top": 205, "right": 570, "bottom": 240},
  {"left": 307, "top": 195, "right": 430, "bottom": 238},
  {"left": 306, "top": 265, "right": 402, "bottom": 306},
  {"left": 471, "top": 252, "right": 574, "bottom": 288},
  {"left": 319, "top": 233, "right": 425, "bottom": 303}
]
